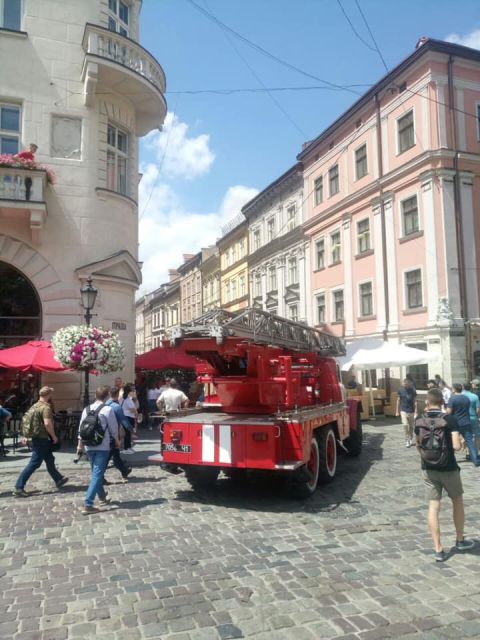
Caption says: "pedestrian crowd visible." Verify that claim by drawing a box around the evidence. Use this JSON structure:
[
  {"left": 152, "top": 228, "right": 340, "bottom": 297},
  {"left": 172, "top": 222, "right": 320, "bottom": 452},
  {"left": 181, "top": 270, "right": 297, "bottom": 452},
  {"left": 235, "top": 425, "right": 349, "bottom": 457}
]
[{"left": 10, "top": 376, "right": 193, "bottom": 514}]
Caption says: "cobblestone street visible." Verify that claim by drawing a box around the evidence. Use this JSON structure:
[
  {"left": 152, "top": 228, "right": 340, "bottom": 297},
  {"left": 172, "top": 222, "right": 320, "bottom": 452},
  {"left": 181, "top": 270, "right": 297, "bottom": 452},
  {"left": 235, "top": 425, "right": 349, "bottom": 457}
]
[{"left": 1, "top": 420, "right": 480, "bottom": 640}]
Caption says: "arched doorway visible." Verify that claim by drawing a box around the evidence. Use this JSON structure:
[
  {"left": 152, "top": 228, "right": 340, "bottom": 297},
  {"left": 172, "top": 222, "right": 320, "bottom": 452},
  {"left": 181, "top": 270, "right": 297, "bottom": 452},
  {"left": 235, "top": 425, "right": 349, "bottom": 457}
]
[{"left": 0, "top": 261, "right": 42, "bottom": 349}]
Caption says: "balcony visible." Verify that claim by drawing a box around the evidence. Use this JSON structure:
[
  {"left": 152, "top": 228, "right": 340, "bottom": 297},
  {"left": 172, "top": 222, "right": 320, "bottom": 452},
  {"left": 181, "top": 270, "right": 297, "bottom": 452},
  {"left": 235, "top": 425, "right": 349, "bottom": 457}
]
[
  {"left": 0, "top": 167, "right": 47, "bottom": 243},
  {"left": 82, "top": 24, "right": 167, "bottom": 136}
]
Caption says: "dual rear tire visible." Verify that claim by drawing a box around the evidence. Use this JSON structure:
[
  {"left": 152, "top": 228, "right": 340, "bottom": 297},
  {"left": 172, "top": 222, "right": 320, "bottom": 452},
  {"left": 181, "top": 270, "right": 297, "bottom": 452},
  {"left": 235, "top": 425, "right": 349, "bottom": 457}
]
[{"left": 293, "top": 426, "right": 337, "bottom": 498}]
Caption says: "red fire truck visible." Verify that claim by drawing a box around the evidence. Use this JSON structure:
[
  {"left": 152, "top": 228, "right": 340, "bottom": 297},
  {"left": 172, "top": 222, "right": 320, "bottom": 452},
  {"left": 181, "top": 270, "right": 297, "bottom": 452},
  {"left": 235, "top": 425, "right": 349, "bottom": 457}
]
[{"left": 150, "top": 309, "right": 362, "bottom": 497}]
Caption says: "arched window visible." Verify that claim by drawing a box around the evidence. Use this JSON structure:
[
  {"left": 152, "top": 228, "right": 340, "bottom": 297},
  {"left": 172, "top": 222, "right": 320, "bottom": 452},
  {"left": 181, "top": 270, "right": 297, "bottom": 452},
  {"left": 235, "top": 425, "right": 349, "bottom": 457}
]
[{"left": 0, "top": 262, "right": 41, "bottom": 348}]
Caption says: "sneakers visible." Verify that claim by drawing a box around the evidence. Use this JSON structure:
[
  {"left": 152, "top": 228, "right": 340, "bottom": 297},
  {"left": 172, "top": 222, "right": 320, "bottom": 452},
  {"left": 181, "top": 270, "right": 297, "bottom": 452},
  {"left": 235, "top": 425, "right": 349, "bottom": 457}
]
[
  {"left": 98, "top": 497, "right": 111, "bottom": 506},
  {"left": 405, "top": 440, "right": 411, "bottom": 448},
  {"left": 81, "top": 505, "right": 99, "bottom": 515},
  {"left": 435, "top": 550, "right": 447, "bottom": 562},
  {"left": 123, "top": 448, "right": 135, "bottom": 454},
  {"left": 12, "top": 488, "right": 28, "bottom": 498},
  {"left": 56, "top": 476, "right": 69, "bottom": 489},
  {"left": 455, "top": 538, "right": 475, "bottom": 551},
  {"left": 125, "top": 467, "right": 132, "bottom": 476}
]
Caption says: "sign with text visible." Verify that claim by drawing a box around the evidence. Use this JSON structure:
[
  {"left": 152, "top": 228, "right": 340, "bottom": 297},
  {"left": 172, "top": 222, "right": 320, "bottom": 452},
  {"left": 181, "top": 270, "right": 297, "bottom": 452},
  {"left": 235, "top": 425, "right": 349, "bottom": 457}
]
[{"left": 112, "top": 321, "right": 127, "bottom": 331}]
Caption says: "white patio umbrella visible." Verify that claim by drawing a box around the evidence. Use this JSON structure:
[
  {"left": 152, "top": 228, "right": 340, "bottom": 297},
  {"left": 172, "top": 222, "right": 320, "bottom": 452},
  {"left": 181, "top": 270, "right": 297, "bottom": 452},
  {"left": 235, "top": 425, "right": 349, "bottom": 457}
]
[{"left": 339, "top": 341, "right": 439, "bottom": 417}]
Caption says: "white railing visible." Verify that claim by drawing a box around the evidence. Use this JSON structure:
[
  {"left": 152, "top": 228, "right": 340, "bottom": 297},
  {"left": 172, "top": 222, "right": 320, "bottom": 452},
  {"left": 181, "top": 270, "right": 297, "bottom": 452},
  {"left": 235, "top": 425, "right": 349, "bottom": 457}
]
[
  {"left": 83, "top": 24, "right": 166, "bottom": 94},
  {"left": 0, "top": 167, "right": 46, "bottom": 202}
]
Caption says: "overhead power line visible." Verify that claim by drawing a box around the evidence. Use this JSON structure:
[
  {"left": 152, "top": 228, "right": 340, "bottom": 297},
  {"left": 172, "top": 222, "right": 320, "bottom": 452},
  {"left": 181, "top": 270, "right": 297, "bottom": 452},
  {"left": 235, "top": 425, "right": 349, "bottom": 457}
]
[
  {"left": 185, "top": 0, "right": 362, "bottom": 96},
  {"left": 354, "top": 0, "right": 389, "bottom": 73},
  {"left": 336, "top": 0, "right": 376, "bottom": 52},
  {"left": 166, "top": 84, "right": 373, "bottom": 95}
]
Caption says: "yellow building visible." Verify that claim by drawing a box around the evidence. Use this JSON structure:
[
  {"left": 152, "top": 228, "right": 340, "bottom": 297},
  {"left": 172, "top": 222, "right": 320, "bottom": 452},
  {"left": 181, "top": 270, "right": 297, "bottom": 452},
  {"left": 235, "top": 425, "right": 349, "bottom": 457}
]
[{"left": 217, "top": 215, "right": 249, "bottom": 312}]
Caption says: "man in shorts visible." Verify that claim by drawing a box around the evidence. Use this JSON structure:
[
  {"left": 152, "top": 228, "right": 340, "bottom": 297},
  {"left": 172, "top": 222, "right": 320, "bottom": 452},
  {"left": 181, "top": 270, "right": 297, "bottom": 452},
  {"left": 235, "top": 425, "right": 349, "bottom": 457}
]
[{"left": 415, "top": 388, "right": 474, "bottom": 561}]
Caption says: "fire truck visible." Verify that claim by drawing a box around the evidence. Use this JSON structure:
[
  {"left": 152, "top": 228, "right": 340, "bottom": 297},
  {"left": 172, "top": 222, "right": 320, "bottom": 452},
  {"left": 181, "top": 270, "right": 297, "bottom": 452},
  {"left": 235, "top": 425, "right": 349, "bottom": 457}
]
[{"left": 150, "top": 308, "right": 362, "bottom": 497}]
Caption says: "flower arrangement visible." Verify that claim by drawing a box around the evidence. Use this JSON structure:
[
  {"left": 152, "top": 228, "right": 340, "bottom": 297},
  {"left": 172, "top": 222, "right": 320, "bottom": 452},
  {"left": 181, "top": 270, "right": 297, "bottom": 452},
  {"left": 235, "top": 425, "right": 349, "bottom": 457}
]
[
  {"left": 52, "top": 325, "right": 125, "bottom": 374},
  {"left": 0, "top": 153, "right": 56, "bottom": 184}
]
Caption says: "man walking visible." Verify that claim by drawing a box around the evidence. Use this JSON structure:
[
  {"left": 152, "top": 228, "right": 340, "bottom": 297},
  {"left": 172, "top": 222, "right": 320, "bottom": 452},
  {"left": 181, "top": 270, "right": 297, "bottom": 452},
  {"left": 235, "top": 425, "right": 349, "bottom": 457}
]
[
  {"left": 157, "top": 378, "right": 189, "bottom": 412},
  {"left": 396, "top": 378, "right": 417, "bottom": 447},
  {"left": 105, "top": 386, "right": 132, "bottom": 482},
  {"left": 415, "top": 388, "right": 474, "bottom": 561},
  {"left": 78, "top": 386, "right": 119, "bottom": 514},
  {"left": 447, "top": 384, "right": 479, "bottom": 466},
  {"left": 13, "top": 387, "right": 68, "bottom": 496}
]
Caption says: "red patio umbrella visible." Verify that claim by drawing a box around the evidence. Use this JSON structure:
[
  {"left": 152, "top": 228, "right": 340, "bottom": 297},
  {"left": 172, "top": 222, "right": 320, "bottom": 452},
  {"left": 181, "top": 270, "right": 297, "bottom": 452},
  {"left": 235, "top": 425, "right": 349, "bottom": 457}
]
[
  {"left": 0, "top": 340, "right": 66, "bottom": 373},
  {"left": 135, "top": 347, "right": 208, "bottom": 371}
]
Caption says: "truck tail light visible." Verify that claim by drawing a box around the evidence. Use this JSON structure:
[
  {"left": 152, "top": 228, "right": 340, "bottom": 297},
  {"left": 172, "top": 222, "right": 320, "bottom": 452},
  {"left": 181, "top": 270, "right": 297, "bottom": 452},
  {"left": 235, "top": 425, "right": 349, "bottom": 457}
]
[
  {"left": 252, "top": 432, "right": 268, "bottom": 442},
  {"left": 171, "top": 430, "right": 183, "bottom": 443}
]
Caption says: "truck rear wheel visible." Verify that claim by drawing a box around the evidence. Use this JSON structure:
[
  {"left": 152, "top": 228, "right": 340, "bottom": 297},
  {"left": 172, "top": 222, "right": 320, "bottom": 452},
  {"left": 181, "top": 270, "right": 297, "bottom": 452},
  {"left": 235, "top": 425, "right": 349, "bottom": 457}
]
[
  {"left": 344, "top": 409, "right": 363, "bottom": 457},
  {"left": 290, "top": 434, "right": 321, "bottom": 498},
  {"left": 185, "top": 466, "right": 219, "bottom": 490},
  {"left": 317, "top": 426, "right": 337, "bottom": 483}
]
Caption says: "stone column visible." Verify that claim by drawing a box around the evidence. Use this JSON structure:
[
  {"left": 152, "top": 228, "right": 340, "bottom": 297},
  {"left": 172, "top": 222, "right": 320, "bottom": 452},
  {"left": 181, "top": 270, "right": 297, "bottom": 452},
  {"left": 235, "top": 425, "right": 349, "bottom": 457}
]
[
  {"left": 420, "top": 171, "right": 439, "bottom": 326},
  {"left": 297, "top": 245, "right": 307, "bottom": 323},
  {"left": 460, "top": 171, "right": 479, "bottom": 319},
  {"left": 372, "top": 198, "right": 386, "bottom": 332},
  {"left": 383, "top": 193, "right": 398, "bottom": 332},
  {"left": 277, "top": 255, "right": 286, "bottom": 318}
]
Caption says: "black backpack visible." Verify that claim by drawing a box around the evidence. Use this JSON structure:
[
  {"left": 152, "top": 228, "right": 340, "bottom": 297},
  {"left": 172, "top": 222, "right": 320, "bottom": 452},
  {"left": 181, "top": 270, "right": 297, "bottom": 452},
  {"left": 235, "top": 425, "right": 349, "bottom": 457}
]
[
  {"left": 79, "top": 403, "right": 106, "bottom": 446},
  {"left": 415, "top": 413, "right": 450, "bottom": 468}
]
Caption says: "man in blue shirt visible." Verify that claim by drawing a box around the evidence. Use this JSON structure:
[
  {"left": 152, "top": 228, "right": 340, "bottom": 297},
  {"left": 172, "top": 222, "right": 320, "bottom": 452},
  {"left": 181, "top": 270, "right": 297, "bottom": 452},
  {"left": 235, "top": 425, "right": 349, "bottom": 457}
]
[
  {"left": 396, "top": 379, "right": 417, "bottom": 447},
  {"left": 105, "top": 387, "right": 132, "bottom": 482},
  {"left": 448, "top": 384, "right": 479, "bottom": 466}
]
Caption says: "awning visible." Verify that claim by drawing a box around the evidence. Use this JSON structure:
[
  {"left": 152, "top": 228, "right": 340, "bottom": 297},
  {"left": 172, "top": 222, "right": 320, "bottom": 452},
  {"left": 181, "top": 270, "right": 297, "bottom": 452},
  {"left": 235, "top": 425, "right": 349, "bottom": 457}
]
[
  {"left": 135, "top": 347, "right": 207, "bottom": 371},
  {"left": 339, "top": 339, "right": 438, "bottom": 371},
  {"left": 0, "top": 340, "right": 66, "bottom": 373}
]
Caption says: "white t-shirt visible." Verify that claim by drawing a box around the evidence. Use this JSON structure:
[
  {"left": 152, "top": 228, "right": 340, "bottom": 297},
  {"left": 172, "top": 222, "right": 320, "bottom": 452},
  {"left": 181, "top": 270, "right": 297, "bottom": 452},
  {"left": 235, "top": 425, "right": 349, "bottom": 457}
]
[
  {"left": 159, "top": 388, "right": 188, "bottom": 411},
  {"left": 147, "top": 388, "right": 161, "bottom": 401},
  {"left": 122, "top": 396, "right": 139, "bottom": 418}
]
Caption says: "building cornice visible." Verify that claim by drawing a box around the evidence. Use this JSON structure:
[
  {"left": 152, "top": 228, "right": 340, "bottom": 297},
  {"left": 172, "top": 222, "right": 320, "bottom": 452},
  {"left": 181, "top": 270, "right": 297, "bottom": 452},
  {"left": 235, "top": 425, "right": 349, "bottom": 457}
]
[{"left": 242, "top": 163, "right": 303, "bottom": 219}]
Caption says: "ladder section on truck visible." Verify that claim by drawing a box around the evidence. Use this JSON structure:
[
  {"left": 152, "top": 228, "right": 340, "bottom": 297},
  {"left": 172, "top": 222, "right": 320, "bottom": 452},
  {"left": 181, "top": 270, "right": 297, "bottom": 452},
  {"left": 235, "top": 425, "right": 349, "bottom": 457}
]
[{"left": 170, "top": 307, "right": 345, "bottom": 356}]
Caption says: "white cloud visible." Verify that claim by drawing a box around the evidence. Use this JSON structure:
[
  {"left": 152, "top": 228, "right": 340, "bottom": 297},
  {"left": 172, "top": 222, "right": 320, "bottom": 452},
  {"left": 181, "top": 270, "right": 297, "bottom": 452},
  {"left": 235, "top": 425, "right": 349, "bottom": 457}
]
[
  {"left": 144, "top": 112, "right": 215, "bottom": 179},
  {"left": 138, "top": 168, "right": 258, "bottom": 294},
  {"left": 446, "top": 28, "right": 480, "bottom": 49}
]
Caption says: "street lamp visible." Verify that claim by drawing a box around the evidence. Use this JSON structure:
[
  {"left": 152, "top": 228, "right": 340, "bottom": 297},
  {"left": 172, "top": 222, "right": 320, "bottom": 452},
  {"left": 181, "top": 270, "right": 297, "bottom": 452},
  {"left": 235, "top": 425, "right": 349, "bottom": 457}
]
[{"left": 80, "top": 276, "right": 98, "bottom": 406}]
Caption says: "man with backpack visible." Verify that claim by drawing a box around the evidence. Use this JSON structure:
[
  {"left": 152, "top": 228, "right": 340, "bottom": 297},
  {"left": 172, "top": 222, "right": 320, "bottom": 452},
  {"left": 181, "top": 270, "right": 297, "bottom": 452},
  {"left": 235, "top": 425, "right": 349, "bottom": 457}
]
[
  {"left": 77, "top": 385, "right": 119, "bottom": 515},
  {"left": 13, "top": 387, "right": 68, "bottom": 497},
  {"left": 415, "top": 388, "right": 474, "bottom": 562}
]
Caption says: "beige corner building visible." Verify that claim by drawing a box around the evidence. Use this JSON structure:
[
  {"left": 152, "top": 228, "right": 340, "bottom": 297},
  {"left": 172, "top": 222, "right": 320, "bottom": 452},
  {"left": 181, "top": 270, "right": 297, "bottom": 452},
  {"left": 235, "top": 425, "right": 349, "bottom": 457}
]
[
  {"left": 0, "top": 0, "right": 167, "bottom": 405},
  {"left": 217, "top": 215, "right": 249, "bottom": 312}
]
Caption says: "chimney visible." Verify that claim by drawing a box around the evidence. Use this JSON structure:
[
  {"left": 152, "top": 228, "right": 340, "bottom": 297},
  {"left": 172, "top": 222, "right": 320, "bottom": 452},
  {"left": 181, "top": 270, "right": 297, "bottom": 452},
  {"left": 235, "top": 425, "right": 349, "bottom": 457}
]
[{"left": 168, "top": 269, "right": 179, "bottom": 282}]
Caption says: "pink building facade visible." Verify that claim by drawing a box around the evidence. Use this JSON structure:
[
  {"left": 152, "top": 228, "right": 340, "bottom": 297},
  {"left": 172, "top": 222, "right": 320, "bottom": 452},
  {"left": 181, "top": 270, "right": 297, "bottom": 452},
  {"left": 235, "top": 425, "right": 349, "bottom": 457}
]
[{"left": 300, "top": 39, "right": 480, "bottom": 385}]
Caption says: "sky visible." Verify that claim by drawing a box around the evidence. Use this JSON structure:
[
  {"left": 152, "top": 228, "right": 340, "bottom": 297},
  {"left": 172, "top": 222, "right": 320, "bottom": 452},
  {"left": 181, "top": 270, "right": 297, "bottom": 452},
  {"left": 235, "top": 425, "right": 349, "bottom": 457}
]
[{"left": 137, "top": 0, "right": 480, "bottom": 294}]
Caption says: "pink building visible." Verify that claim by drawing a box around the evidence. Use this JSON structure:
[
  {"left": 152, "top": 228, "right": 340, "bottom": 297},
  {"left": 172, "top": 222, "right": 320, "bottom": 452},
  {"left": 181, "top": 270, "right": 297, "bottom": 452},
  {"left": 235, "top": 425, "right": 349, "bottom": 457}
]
[{"left": 300, "top": 38, "right": 480, "bottom": 385}]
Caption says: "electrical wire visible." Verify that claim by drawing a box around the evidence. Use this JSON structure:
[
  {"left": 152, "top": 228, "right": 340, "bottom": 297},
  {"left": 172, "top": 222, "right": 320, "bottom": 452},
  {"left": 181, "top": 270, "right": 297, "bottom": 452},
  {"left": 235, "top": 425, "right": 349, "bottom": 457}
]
[
  {"left": 166, "top": 83, "right": 374, "bottom": 95},
  {"left": 185, "top": 0, "right": 362, "bottom": 96},
  {"left": 354, "top": 0, "right": 389, "bottom": 73},
  {"left": 200, "top": 0, "right": 307, "bottom": 137},
  {"left": 336, "top": 0, "right": 376, "bottom": 52},
  {"left": 138, "top": 95, "right": 180, "bottom": 221}
]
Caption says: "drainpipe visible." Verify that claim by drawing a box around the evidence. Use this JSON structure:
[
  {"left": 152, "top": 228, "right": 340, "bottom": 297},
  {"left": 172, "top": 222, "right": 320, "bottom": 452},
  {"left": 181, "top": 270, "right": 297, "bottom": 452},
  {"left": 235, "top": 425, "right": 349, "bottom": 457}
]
[
  {"left": 448, "top": 55, "right": 471, "bottom": 378},
  {"left": 375, "top": 92, "right": 391, "bottom": 396}
]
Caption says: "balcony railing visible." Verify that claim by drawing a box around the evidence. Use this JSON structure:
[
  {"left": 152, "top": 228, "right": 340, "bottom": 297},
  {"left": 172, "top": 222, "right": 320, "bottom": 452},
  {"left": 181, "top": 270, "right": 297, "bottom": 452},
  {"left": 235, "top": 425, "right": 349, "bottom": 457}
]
[
  {"left": 0, "top": 167, "right": 46, "bottom": 202},
  {"left": 83, "top": 23, "right": 166, "bottom": 95}
]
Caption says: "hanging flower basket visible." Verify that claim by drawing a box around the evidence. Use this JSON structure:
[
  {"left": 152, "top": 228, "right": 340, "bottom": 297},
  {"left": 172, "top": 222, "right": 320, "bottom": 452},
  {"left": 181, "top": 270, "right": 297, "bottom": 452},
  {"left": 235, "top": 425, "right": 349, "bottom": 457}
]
[
  {"left": 52, "top": 325, "right": 125, "bottom": 374},
  {"left": 0, "top": 153, "right": 56, "bottom": 184}
]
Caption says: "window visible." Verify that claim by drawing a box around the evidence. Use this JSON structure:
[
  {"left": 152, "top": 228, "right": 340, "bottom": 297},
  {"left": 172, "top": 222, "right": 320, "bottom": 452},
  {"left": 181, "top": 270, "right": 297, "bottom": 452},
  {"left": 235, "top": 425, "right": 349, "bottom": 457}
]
[
  {"left": 406, "top": 343, "right": 428, "bottom": 390},
  {"left": 289, "top": 305, "right": 298, "bottom": 322},
  {"left": 359, "top": 282, "right": 373, "bottom": 317},
  {"left": 225, "top": 280, "right": 231, "bottom": 302},
  {"left": 287, "top": 205, "right": 296, "bottom": 231},
  {"left": 231, "top": 279, "right": 237, "bottom": 301},
  {"left": 405, "top": 269, "right": 422, "bottom": 309},
  {"left": 315, "top": 238, "right": 325, "bottom": 270},
  {"left": 239, "top": 275, "right": 246, "bottom": 297},
  {"left": 107, "top": 123, "right": 129, "bottom": 195},
  {"left": 355, "top": 144, "right": 368, "bottom": 179},
  {"left": 0, "top": 104, "right": 20, "bottom": 154},
  {"left": 267, "top": 218, "right": 275, "bottom": 242},
  {"left": 253, "top": 229, "right": 261, "bottom": 251},
  {"left": 238, "top": 240, "right": 245, "bottom": 259},
  {"left": 254, "top": 273, "right": 261, "bottom": 297},
  {"left": 288, "top": 258, "right": 298, "bottom": 285},
  {"left": 316, "top": 294, "right": 325, "bottom": 324},
  {"left": 398, "top": 110, "right": 415, "bottom": 153},
  {"left": 357, "top": 219, "right": 370, "bottom": 254},
  {"left": 333, "top": 290, "right": 344, "bottom": 322},
  {"left": 329, "top": 164, "right": 339, "bottom": 196},
  {"left": 268, "top": 266, "right": 277, "bottom": 291},
  {"left": 314, "top": 176, "right": 323, "bottom": 206},
  {"left": 401, "top": 196, "right": 419, "bottom": 236},
  {"left": 330, "top": 231, "right": 341, "bottom": 264},
  {"left": 229, "top": 246, "right": 235, "bottom": 265},
  {"left": 108, "top": 0, "right": 129, "bottom": 36},
  {"left": 477, "top": 104, "right": 480, "bottom": 140},
  {"left": 1, "top": 0, "right": 21, "bottom": 30}
]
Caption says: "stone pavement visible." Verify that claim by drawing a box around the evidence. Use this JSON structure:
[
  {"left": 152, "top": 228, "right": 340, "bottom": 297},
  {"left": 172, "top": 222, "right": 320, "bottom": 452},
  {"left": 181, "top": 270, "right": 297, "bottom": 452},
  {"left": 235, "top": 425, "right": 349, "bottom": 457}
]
[{"left": 1, "top": 420, "right": 480, "bottom": 640}]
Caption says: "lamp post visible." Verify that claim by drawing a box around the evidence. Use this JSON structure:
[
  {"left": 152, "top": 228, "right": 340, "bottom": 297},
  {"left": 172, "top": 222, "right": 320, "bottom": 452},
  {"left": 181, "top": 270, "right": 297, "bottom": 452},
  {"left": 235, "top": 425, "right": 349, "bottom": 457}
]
[{"left": 80, "top": 276, "right": 98, "bottom": 407}]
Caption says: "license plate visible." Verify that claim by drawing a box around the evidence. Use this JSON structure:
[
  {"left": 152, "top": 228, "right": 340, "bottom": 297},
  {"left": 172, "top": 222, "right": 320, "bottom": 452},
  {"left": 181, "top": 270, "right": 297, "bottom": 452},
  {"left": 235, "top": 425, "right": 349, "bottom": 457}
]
[{"left": 162, "top": 443, "right": 191, "bottom": 453}]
